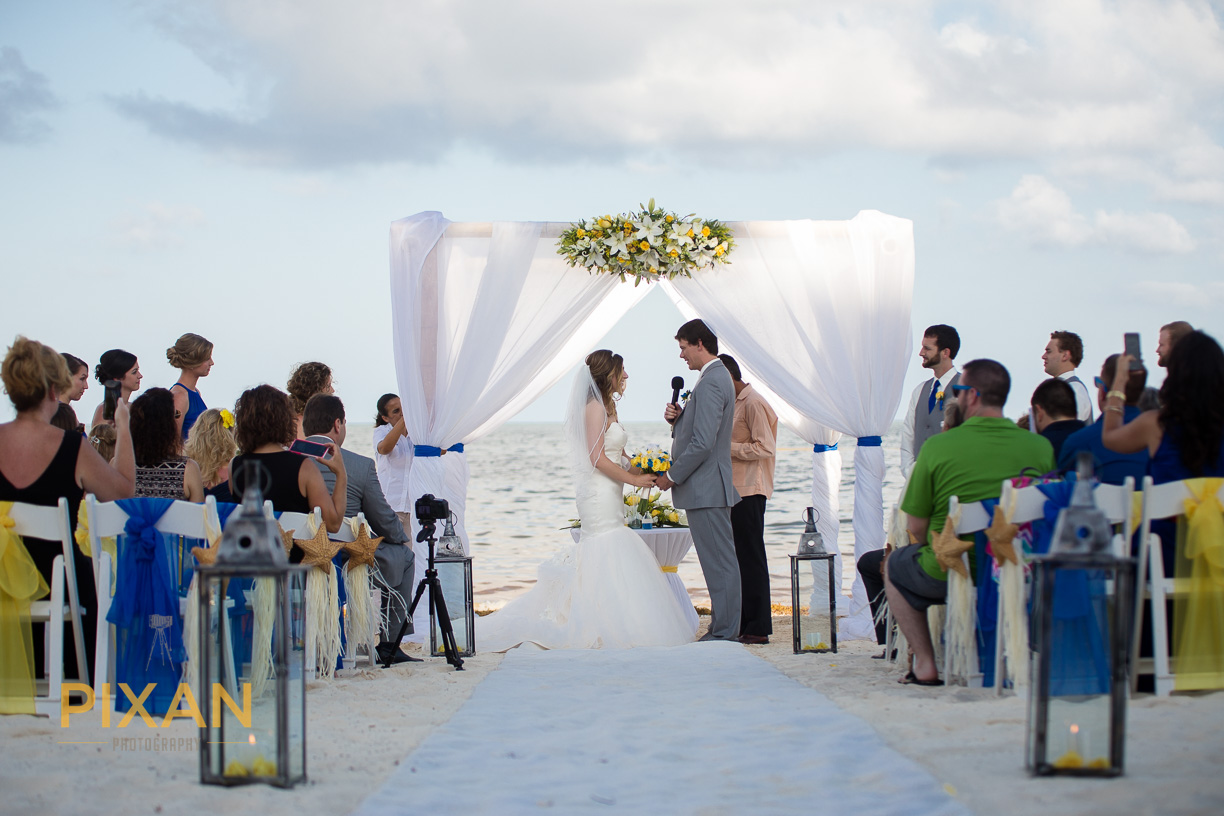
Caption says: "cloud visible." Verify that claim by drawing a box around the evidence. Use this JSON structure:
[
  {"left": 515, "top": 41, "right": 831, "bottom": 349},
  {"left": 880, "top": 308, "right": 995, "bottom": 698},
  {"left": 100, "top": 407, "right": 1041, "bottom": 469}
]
[
  {"left": 1130, "top": 280, "right": 1224, "bottom": 307},
  {"left": 995, "top": 175, "right": 1195, "bottom": 253},
  {"left": 0, "top": 47, "right": 58, "bottom": 144},
  {"left": 110, "top": 203, "right": 206, "bottom": 250},
  {"left": 107, "top": 0, "right": 1224, "bottom": 198}
]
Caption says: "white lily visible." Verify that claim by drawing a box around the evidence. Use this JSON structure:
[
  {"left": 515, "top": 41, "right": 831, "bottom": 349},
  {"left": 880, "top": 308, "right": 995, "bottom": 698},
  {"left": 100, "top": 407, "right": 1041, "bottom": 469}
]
[
  {"left": 604, "top": 230, "right": 630, "bottom": 257},
  {"left": 633, "top": 215, "right": 664, "bottom": 244}
]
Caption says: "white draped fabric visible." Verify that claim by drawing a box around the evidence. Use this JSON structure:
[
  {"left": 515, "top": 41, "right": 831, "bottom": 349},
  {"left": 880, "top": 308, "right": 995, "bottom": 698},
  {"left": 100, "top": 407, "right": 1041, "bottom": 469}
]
[
  {"left": 389, "top": 211, "right": 913, "bottom": 643},
  {"left": 389, "top": 213, "right": 652, "bottom": 632},
  {"left": 663, "top": 212, "right": 914, "bottom": 640}
]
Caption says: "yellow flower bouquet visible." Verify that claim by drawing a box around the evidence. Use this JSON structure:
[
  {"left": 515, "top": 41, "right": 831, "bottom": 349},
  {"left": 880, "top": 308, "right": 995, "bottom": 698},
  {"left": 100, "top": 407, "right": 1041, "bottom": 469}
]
[
  {"left": 556, "top": 199, "right": 735, "bottom": 286},
  {"left": 624, "top": 489, "right": 686, "bottom": 528},
  {"left": 629, "top": 447, "right": 671, "bottom": 476}
]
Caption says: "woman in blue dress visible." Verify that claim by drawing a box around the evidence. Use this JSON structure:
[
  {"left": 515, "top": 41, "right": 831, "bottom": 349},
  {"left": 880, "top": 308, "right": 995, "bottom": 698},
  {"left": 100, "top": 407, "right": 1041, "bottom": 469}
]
[{"left": 167, "top": 332, "right": 213, "bottom": 440}]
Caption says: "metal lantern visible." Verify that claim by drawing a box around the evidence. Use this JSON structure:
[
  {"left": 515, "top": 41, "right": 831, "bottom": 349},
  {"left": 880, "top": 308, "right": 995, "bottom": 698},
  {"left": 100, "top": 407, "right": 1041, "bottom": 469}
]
[
  {"left": 431, "top": 551, "right": 475, "bottom": 658},
  {"left": 1026, "top": 455, "right": 1133, "bottom": 777},
  {"left": 198, "top": 468, "right": 308, "bottom": 788},
  {"left": 791, "top": 507, "right": 838, "bottom": 655}
]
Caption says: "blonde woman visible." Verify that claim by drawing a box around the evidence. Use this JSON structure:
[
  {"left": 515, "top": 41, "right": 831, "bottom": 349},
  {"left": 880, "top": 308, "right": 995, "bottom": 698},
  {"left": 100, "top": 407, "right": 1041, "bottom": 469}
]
[
  {"left": 167, "top": 332, "right": 214, "bottom": 440},
  {"left": 185, "top": 407, "right": 238, "bottom": 503}
]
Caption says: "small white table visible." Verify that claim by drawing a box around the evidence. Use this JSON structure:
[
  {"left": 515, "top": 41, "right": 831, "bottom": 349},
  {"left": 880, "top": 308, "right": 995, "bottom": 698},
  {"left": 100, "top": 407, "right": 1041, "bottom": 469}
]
[{"left": 570, "top": 526, "right": 698, "bottom": 634}]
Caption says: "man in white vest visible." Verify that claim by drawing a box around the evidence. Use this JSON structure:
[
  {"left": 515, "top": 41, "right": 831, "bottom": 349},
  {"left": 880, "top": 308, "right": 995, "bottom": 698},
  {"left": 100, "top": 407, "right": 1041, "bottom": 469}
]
[
  {"left": 899, "top": 324, "right": 961, "bottom": 478},
  {"left": 1041, "top": 330, "right": 1093, "bottom": 424}
]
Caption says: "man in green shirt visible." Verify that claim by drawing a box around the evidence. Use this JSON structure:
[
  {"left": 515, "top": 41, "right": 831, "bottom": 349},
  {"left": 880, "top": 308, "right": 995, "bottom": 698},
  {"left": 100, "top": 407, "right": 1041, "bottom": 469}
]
[{"left": 885, "top": 359, "right": 1055, "bottom": 685}]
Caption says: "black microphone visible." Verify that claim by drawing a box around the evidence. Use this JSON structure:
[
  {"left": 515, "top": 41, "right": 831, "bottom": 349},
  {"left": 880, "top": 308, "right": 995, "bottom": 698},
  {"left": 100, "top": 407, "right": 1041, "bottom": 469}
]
[{"left": 670, "top": 376, "right": 684, "bottom": 405}]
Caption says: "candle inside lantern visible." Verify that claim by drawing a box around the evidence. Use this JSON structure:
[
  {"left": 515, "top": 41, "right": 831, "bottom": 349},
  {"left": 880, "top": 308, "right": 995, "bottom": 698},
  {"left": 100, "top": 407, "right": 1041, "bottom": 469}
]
[{"left": 1052, "top": 723, "right": 1085, "bottom": 769}]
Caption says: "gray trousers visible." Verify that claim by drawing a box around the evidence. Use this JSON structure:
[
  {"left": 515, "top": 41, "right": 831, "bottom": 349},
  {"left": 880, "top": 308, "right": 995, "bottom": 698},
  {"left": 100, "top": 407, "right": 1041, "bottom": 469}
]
[
  {"left": 687, "top": 506, "right": 741, "bottom": 640},
  {"left": 374, "top": 542, "right": 416, "bottom": 640}
]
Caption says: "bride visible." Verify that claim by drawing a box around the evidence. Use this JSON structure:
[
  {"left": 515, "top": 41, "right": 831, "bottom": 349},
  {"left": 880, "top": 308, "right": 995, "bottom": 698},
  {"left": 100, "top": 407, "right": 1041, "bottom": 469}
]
[{"left": 478, "top": 350, "right": 696, "bottom": 651}]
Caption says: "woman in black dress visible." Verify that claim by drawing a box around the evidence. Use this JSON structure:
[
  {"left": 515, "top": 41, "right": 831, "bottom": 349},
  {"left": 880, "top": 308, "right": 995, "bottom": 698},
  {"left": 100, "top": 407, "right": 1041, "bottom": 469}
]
[{"left": 0, "top": 336, "right": 136, "bottom": 679}]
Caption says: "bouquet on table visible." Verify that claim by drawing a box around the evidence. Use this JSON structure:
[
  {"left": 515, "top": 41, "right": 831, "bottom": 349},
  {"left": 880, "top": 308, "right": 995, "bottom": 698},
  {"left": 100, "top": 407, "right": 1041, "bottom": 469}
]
[{"left": 624, "top": 490, "right": 686, "bottom": 528}]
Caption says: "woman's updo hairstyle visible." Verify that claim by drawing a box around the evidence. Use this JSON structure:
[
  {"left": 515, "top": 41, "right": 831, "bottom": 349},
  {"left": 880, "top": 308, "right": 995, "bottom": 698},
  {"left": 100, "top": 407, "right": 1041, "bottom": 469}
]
[
  {"left": 61, "top": 353, "right": 87, "bottom": 376},
  {"left": 3, "top": 336, "right": 73, "bottom": 412},
  {"left": 95, "top": 349, "right": 138, "bottom": 385},
  {"left": 286, "top": 362, "right": 331, "bottom": 415},
  {"left": 585, "top": 349, "right": 624, "bottom": 415},
  {"left": 166, "top": 333, "right": 213, "bottom": 370}
]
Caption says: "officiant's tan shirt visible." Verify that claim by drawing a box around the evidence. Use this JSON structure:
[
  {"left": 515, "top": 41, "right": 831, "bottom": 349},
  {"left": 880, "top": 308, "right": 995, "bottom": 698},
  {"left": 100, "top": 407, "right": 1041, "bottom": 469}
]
[{"left": 730, "top": 384, "right": 778, "bottom": 500}]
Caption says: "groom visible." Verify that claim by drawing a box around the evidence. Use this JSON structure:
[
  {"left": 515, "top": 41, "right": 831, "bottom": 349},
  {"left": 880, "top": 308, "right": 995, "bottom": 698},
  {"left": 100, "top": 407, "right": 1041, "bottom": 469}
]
[{"left": 656, "top": 319, "right": 742, "bottom": 641}]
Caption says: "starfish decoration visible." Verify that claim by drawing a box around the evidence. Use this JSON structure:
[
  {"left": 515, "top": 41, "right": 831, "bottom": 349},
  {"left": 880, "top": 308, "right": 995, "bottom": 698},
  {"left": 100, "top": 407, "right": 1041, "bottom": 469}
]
[
  {"left": 343, "top": 526, "right": 383, "bottom": 573},
  {"left": 930, "top": 518, "right": 972, "bottom": 579},
  {"left": 276, "top": 522, "right": 295, "bottom": 557},
  {"left": 986, "top": 506, "right": 1021, "bottom": 566},
  {"left": 294, "top": 524, "right": 344, "bottom": 574},
  {"left": 191, "top": 541, "right": 220, "bottom": 567}
]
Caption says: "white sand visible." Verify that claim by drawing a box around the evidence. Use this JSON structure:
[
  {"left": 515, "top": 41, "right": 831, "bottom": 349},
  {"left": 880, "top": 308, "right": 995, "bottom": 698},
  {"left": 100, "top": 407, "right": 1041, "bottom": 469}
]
[{"left": 2, "top": 618, "right": 1222, "bottom": 815}]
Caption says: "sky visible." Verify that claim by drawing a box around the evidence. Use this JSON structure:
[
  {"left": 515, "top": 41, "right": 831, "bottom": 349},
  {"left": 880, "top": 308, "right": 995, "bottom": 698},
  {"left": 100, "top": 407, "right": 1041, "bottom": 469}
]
[{"left": 2, "top": 0, "right": 1222, "bottom": 430}]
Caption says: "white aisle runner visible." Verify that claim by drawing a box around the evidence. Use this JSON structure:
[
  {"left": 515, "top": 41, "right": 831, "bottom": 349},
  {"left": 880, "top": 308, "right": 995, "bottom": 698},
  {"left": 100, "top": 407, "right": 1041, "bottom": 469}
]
[{"left": 355, "top": 643, "right": 968, "bottom": 815}]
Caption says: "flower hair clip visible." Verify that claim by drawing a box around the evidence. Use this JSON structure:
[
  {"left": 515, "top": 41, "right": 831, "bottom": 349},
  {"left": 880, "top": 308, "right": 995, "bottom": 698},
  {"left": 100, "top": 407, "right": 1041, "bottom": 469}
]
[{"left": 219, "top": 408, "right": 236, "bottom": 429}]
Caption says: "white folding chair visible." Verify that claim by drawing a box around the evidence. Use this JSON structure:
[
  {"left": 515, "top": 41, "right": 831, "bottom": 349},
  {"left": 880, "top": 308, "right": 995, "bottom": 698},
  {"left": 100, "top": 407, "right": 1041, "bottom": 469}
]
[
  {"left": 1131, "top": 477, "right": 1224, "bottom": 695},
  {"left": 943, "top": 497, "right": 991, "bottom": 687},
  {"left": 85, "top": 496, "right": 230, "bottom": 702},
  {"left": 339, "top": 514, "right": 381, "bottom": 670},
  {"left": 990, "top": 478, "right": 1134, "bottom": 695},
  {"left": 7, "top": 498, "right": 89, "bottom": 716}
]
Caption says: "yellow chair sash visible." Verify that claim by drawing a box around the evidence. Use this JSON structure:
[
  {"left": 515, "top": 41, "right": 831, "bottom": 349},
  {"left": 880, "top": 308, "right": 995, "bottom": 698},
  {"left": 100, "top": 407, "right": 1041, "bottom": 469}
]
[
  {"left": 0, "top": 502, "right": 51, "bottom": 714},
  {"left": 1172, "top": 478, "right": 1224, "bottom": 692}
]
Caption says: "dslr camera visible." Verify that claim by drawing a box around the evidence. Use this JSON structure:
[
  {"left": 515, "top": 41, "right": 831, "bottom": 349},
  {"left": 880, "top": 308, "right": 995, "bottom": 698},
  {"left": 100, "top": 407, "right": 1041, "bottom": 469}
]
[{"left": 415, "top": 494, "right": 450, "bottom": 523}]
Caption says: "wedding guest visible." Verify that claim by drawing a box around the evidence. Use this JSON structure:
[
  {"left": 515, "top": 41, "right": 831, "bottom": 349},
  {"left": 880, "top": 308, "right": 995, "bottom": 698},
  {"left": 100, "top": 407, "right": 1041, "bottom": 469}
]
[
  {"left": 167, "top": 332, "right": 214, "bottom": 440},
  {"left": 1057, "top": 355, "right": 1149, "bottom": 484},
  {"left": 1029, "top": 378, "right": 1086, "bottom": 461},
  {"left": 286, "top": 361, "right": 333, "bottom": 439},
  {"left": 229, "top": 385, "right": 348, "bottom": 549},
  {"left": 130, "top": 387, "right": 204, "bottom": 502},
  {"left": 303, "top": 394, "right": 418, "bottom": 664},
  {"left": 89, "top": 348, "right": 142, "bottom": 429},
  {"left": 899, "top": 325, "right": 961, "bottom": 478},
  {"left": 373, "top": 392, "right": 414, "bottom": 531},
  {"left": 718, "top": 354, "right": 778, "bottom": 646},
  {"left": 1041, "top": 330, "right": 1094, "bottom": 423},
  {"left": 59, "top": 353, "right": 89, "bottom": 405},
  {"left": 88, "top": 423, "right": 116, "bottom": 464},
  {"left": 1156, "top": 321, "right": 1194, "bottom": 367},
  {"left": 185, "top": 408, "right": 238, "bottom": 503},
  {"left": 1102, "top": 330, "right": 1224, "bottom": 572},
  {"left": 0, "top": 337, "right": 135, "bottom": 684}
]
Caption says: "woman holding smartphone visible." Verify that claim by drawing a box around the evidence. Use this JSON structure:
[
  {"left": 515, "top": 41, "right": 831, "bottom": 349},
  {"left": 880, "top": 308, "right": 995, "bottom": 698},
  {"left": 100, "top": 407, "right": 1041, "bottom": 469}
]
[
  {"left": 90, "top": 349, "right": 142, "bottom": 429},
  {"left": 229, "top": 385, "right": 348, "bottom": 554}
]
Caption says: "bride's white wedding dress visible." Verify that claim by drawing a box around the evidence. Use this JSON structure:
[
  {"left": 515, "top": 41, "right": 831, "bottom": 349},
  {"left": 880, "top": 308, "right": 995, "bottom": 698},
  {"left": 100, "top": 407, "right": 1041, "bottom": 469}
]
[{"left": 478, "top": 422, "right": 695, "bottom": 651}]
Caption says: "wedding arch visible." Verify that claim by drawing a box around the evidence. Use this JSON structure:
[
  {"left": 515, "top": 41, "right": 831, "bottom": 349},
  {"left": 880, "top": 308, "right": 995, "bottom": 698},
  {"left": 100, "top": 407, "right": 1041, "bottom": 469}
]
[{"left": 389, "top": 210, "right": 914, "bottom": 640}]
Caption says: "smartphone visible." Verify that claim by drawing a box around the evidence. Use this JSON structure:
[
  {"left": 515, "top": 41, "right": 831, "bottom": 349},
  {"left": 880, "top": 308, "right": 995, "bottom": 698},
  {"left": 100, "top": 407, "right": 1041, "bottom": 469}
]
[
  {"left": 289, "top": 438, "right": 332, "bottom": 459},
  {"left": 102, "top": 379, "right": 121, "bottom": 421},
  {"left": 1123, "top": 333, "right": 1143, "bottom": 371}
]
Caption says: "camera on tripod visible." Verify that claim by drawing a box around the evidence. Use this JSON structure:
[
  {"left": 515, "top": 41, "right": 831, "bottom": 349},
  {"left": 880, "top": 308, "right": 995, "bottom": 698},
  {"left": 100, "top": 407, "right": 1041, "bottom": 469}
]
[{"left": 415, "top": 494, "right": 449, "bottom": 523}]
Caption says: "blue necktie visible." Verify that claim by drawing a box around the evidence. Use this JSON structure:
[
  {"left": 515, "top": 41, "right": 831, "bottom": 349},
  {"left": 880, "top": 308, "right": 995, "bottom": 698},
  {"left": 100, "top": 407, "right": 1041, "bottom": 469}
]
[{"left": 927, "top": 378, "right": 940, "bottom": 413}]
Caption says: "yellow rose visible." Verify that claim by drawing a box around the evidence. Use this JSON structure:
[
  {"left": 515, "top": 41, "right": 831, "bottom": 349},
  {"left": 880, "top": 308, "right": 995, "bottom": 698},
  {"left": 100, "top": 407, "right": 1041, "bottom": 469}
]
[
  {"left": 599, "top": 219, "right": 611, "bottom": 229},
  {"left": 714, "top": 246, "right": 725, "bottom": 257},
  {"left": 639, "top": 240, "right": 649, "bottom": 251},
  {"left": 686, "top": 228, "right": 694, "bottom": 238},
  {"left": 668, "top": 512, "right": 679, "bottom": 523},
  {"left": 576, "top": 228, "right": 586, "bottom": 238},
  {"left": 701, "top": 226, "right": 711, "bottom": 238},
  {"left": 668, "top": 249, "right": 679, "bottom": 257},
  {"left": 665, "top": 214, "right": 674, "bottom": 222},
  {"left": 652, "top": 509, "right": 661, "bottom": 516}
]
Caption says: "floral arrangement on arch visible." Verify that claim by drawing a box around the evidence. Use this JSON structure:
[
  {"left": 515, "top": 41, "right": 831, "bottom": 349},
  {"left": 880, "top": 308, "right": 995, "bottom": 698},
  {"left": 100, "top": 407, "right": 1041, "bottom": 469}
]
[
  {"left": 556, "top": 199, "right": 735, "bottom": 285},
  {"left": 625, "top": 490, "right": 686, "bottom": 527}
]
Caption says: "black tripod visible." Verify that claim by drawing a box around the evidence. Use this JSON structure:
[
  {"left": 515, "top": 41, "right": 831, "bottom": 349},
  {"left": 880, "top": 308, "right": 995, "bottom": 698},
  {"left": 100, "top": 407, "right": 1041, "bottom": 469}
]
[{"left": 393, "top": 519, "right": 464, "bottom": 671}]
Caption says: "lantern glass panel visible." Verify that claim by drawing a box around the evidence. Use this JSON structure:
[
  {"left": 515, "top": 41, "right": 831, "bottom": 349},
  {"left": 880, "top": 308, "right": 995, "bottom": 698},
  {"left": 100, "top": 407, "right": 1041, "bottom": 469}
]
[
  {"left": 431, "top": 556, "right": 474, "bottom": 657},
  {"left": 790, "top": 553, "right": 837, "bottom": 654},
  {"left": 201, "top": 570, "right": 307, "bottom": 787},
  {"left": 1027, "top": 559, "right": 1129, "bottom": 776}
]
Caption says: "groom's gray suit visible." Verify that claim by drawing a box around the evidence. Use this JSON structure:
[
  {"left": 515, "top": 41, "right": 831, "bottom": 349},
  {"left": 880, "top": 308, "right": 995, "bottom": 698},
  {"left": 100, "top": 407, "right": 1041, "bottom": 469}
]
[{"left": 669, "top": 359, "right": 742, "bottom": 640}]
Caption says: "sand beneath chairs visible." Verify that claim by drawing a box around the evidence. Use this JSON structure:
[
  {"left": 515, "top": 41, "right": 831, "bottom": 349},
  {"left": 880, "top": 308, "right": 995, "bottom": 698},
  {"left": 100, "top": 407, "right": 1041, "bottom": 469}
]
[{"left": 2, "top": 615, "right": 1222, "bottom": 815}]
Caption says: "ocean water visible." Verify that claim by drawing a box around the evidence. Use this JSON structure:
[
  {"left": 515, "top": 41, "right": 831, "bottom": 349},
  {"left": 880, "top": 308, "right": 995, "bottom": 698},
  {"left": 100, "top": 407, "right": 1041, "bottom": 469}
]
[{"left": 345, "top": 421, "right": 905, "bottom": 609}]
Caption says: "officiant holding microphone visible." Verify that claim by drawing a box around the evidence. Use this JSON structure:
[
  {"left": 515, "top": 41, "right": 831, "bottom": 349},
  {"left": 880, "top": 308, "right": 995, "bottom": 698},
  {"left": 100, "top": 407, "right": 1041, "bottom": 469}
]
[{"left": 656, "top": 319, "right": 742, "bottom": 642}]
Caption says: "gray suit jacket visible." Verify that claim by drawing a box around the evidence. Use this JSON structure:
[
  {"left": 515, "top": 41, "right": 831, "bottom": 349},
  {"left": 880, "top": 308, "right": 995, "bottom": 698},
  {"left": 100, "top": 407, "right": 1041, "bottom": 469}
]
[
  {"left": 306, "top": 435, "right": 408, "bottom": 545},
  {"left": 668, "top": 360, "right": 740, "bottom": 510}
]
